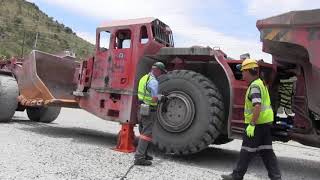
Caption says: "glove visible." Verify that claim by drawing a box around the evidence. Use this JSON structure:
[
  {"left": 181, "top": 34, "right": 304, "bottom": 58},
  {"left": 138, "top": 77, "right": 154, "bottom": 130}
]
[
  {"left": 158, "top": 94, "right": 169, "bottom": 103},
  {"left": 246, "top": 124, "right": 255, "bottom": 138},
  {"left": 162, "top": 100, "right": 169, "bottom": 113}
]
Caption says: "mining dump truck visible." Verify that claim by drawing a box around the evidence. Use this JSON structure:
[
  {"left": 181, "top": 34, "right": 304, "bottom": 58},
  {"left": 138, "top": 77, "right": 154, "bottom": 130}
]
[{"left": 1, "top": 9, "right": 320, "bottom": 155}]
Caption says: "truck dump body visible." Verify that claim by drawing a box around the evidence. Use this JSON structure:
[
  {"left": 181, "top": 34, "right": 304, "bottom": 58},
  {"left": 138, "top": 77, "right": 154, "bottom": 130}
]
[
  {"left": 257, "top": 9, "right": 320, "bottom": 68},
  {"left": 257, "top": 9, "right": 320, "bottom": 147}
]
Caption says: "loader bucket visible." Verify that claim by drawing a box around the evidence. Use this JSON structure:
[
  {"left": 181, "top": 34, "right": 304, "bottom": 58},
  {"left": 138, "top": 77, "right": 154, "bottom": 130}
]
[{"left": 15, "top": 50, "right": 80, "bottom": 107}]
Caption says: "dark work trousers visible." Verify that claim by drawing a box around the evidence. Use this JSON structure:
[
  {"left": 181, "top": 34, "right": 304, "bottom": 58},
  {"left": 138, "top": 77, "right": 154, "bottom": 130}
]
[
  {"left": 232, "top": 124, "right": 282, "bottom": 180},
  {"left": 134, "top": 110, "right": 156, "bottom": 160}
]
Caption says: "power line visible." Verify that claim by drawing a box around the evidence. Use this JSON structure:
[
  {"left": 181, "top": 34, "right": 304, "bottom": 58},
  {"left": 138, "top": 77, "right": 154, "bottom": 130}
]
[
  {"left": 0, "top": 20, "right": 76, "bottom": 35},
  {"left": 0, "top": 15, "right": 66, "bottom": 26},
  {"left": 1, "top": 34, "right": 85, "bottom": 47},
  {"left": 21, "top": 30, "right": 25, "bottom": 57},
  {"left": 0, "top": 26, "right": 81, "bottom": 49},
  {"left": 0, "top": 20, "right": 92, "bottom": 47},
  {"left": 0, "top": 17, "right": 69, "bottom": 32},
  {"left": 0, "top": 19, "right": 92, "bottom": 57}
]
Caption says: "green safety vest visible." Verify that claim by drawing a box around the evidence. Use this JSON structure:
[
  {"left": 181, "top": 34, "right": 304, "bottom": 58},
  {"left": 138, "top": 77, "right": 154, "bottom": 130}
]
[
  {"left": 138, "top": 74, "right": 157, "bottom": 106},
  {"left": 244, "top": 78, "right": 274, "bottom": 124}
]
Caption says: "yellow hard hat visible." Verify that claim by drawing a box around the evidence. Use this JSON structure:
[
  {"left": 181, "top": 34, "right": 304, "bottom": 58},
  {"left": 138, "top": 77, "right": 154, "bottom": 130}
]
[{"left": 241, "top": 58, "right": 258, "bottom": 71}]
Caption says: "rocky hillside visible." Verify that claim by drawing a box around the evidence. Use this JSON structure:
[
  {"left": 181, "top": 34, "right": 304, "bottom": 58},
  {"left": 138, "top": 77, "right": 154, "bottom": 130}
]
[{"left": 0, "top": 0, "right": 94, "bottom": 59}]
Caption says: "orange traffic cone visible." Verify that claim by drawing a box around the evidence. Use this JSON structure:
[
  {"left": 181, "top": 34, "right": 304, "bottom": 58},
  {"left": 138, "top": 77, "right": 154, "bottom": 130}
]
[{"left": 113, "top": 123, "right": 136, "bottom": 153}]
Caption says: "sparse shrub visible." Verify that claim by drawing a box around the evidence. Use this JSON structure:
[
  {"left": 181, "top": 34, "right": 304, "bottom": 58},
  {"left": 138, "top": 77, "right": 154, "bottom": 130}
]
[
  {"left": 14, "top": 17, "right": 23, "bottom": 24},
  {"left": 64, "top": 27, "right": 73, "bottom": 34}
]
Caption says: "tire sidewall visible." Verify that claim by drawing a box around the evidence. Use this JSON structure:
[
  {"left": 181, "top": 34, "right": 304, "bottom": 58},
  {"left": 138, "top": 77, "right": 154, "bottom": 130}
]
[
  {"left": 0, "top": 75, "right": 18, "bottom": 122},
  {"left": 153, "top": 71, "right": 221, "bottom": 152}
]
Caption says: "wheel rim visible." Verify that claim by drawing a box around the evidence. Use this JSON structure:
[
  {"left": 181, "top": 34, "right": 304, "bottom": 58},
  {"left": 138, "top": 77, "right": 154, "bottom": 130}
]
[{"left": 157, "top": 91, "right": 195, "bottom": 133}]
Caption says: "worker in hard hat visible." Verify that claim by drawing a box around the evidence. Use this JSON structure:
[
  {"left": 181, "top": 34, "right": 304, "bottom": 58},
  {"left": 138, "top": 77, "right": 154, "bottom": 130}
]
[
  {"left": 135, "top": 62, "right": 168, "bottom": 166},
  {"left": 222, "top": 59, "right": 282, "bottom": 180}
]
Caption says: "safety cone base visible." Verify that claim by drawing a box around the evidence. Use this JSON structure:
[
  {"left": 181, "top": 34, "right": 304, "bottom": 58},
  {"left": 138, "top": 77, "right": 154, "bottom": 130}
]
[{"left": 113, "top": 123, "right": 136, "bottom": 153}]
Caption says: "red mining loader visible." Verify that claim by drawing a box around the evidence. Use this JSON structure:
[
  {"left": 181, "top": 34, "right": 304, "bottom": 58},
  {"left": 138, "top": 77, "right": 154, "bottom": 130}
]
[{"left": 1, "top": 10, "right": 320, "bottom": 154}]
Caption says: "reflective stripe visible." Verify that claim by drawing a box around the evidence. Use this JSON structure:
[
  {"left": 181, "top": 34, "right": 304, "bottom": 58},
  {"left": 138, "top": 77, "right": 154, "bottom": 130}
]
[
  {"left": 252, "top": 98, "right": 262, "bottom": 104},
  {"left": 241, "top": 145, "right": 273, "bottom": 152},
  {"left": 244, "top": 105, "right": 272, "bottom": 114},
  {"left": 138, "top": 74, "right": 157, "bottom": 106},
  {"left": 137, "top": 91, "right": 153, "bottom": 104},
  {"left": 137, "top": 91, "right": 146, "bottom": 96},
  {"left": 244, "top": 78, "right": 274, "bottom": 124},
  {"left": 138, "top": 90, "right": 153, "bottom": 104},
  {"left": 139, "top": 134, "right": 152, "bottom": 142},
  {"left": 250, "top": 87, "right": 261, "bottom": 94}
]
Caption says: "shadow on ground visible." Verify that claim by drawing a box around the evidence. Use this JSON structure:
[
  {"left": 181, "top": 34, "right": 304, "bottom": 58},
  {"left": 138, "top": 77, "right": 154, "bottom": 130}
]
[
  {"left": 10, "top": 115, "right": 320, "bottom": 179},
  {"left": 151, "top": 145, "right": 320, "bottom": 179},
  {"left": 11, "top": 116, "right": 119, "bottom": 147}
]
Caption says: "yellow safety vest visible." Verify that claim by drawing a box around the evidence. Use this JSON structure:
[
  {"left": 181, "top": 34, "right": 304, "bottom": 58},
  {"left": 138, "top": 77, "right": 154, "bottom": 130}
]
[
  {"left": 138, "top": 74, "right": 157, "bottom": 106},
  {"left": 244, "top": 78, "right": 274, "bottom": 124}
]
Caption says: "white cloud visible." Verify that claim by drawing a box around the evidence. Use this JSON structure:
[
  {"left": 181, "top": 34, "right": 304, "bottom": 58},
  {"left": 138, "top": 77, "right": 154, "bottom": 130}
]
[
  {"left": 246, "top": 0, "right": 320, "bottom": 18},
  {"left": 32, "top": 0, "right": 271, "bottom": 61},
  {"left": 170, "top": 17, "right": 271, "bottom": 61},
  {"left": 38, "top": 0, "right": 200, "bottom": 20}
]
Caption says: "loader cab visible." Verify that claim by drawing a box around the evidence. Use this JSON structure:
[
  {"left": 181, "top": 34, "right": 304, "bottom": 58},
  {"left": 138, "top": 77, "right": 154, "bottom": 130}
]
[
  {"left": 92, "top": 18, "right": 174, "bottom": 93},
  {"left": 96, "top": 18, "right": 174, "bottom": 54},
  {"left": 76, "top": 18, "right": 174, "bottom": 123},
  {"left": 94, "top": 18, "right": 173, "bottom": 89}
]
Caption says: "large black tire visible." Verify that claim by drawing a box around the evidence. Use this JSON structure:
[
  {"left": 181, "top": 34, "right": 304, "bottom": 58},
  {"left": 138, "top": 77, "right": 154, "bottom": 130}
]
[
  {"left": 153, "top": 70, "right": 225, "bottom": 155},
  {"left": 0, "top": 74, "right": 18, "bottom": 122},
  {"left": 27, "top": 107, "right": 61, "bottom": 123}
]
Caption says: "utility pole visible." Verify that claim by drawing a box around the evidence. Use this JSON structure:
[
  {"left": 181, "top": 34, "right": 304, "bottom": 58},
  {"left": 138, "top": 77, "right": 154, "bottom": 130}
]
[
  {"left": 33, "top": 32, "right": 39, "bottom": 49},
  {"left": 34, "top": 20, "right": 39, "bottom": 49},
  {"left": 21, "top": 30, "right": 26, "bottom": 58}
]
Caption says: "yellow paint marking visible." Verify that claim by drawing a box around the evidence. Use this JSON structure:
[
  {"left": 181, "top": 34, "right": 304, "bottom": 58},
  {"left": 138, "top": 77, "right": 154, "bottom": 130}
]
[{"left": 265, "top": 29, "right": 281, "bottom": 40}]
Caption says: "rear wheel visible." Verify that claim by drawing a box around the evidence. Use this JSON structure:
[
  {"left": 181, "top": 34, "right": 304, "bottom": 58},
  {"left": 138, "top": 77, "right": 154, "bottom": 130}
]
[
  {"left": 0, "top": 74, "right": 18, "bottom": 122},
  {"left": 27, "top": 107, "right": 61, "bottom": 123},
  {"left": 153, "top": 70, "right": 225, "bottom": 154}
]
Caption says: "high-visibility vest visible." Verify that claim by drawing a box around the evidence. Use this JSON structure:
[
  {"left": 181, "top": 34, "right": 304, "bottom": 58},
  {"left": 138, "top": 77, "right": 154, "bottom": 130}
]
[
  {"left": 138, "top": 74, "right": 157, "bottom": 106},
  {"left": 244, "top": 78, "right": 274, "bottom": 124}
]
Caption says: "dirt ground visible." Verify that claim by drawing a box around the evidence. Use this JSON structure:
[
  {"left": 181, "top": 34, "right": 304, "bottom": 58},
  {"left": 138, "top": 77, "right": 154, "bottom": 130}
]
[{"left": 0, "top": 108, "right": 320, "bottom": 180}]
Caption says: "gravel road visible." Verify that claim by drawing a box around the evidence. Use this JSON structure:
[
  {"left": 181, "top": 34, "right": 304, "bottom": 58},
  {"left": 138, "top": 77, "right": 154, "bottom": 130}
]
[{"left": 1, "top": 108, "right": 320, "bottom": 180}]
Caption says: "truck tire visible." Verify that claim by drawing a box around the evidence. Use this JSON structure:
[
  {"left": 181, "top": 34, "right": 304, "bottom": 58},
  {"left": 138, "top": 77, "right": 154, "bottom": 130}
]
[
  {"left": 27, "top": 107, "right": 61, "bottom": 123},
  {"left": 0, "top": 74, "right": 18, "bottom": 122},
  {"left": 153, "top": 70, "right": 224, "bottom": 154}
]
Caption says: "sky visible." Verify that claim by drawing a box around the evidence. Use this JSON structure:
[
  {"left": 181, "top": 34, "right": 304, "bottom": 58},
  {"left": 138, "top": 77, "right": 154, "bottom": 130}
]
[{"left": 26, "top": 0, "right": 320, "bottom": 62}]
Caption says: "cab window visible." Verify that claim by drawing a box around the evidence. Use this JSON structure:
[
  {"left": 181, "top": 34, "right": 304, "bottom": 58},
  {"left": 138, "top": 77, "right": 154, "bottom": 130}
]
[
  {"left": 140, "top": 26, "right": 149, "bottom": 44},
  {"left": 99, "top": 31, "right": 111, "bottom": 52},
  {"left": 114, "top": 30, "right": 131, "bottom": 49}
]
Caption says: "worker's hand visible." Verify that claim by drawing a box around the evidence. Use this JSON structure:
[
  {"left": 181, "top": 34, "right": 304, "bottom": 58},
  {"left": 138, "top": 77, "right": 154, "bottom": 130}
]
[
  {"left": 161, "top": 100, "right": 169, "bottom": 113},
  {"left": 246, "top": 124, "right": 255, "bottom": 138},
  {"left": 158, "top": 94, "right": 169, "bottom": 103}
]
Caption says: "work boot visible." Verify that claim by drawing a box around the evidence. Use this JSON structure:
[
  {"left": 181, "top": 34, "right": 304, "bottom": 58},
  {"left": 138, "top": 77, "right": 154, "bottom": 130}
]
[
  {"left": 276, "top": 106, "right": 288, "bottom": 118},
  {"left": 145, "top": 154, "right": 153, "bottom": 161},
  {"left": 221, "top": 173, "right": 241, "bottom": 180},
  {"left": 134, "top": 158, "right": 152, "bottom": 166}
]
